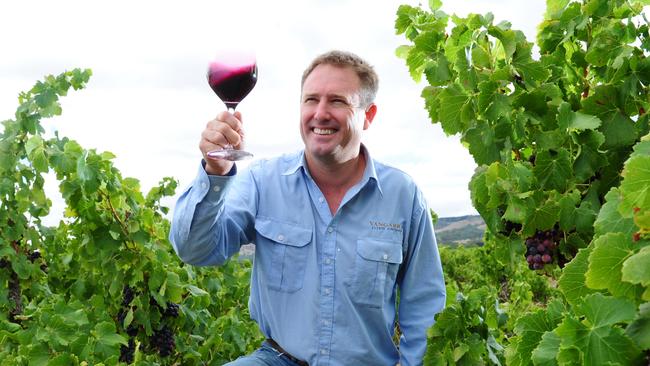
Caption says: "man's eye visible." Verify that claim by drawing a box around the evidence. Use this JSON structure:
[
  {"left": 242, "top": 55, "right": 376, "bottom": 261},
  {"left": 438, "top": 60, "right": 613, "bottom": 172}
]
[{"left": 332, "top": 99, "right": 347, "bottom": 105}]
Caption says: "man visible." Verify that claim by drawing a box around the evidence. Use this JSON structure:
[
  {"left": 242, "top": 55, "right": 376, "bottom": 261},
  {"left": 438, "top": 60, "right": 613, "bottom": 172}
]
[{"left": 169, "top": 50, "right": 445, "bottom": 365}]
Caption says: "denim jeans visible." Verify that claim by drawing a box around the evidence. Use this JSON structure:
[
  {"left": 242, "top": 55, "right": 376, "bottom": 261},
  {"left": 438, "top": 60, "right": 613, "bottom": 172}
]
[{"left": 223, "top": 341, "right": 306, "bottom": 366}]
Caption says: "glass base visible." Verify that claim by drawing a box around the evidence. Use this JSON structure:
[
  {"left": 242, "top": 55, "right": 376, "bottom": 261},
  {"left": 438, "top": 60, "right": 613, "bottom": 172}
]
[{"left": 207, "top": 148, "right": 253, "bottom": 161}]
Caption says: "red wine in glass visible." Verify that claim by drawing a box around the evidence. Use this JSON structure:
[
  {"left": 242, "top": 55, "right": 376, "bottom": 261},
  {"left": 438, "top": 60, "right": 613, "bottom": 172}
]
[{"left": 206, "top": 52, "right": 258, "bottom": 160}]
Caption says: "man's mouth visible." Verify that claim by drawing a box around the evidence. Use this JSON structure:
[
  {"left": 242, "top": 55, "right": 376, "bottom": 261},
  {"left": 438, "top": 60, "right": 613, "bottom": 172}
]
[{"left": 313, "top": 127, "right": 336, "bottom": 135}]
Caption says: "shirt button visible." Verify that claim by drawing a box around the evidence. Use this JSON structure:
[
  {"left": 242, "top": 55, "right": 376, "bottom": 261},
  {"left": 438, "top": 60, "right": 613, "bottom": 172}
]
[
  {"left": 201, "top": 182, "right": 207, "bottom": 189},
  {"left": 277, "top": 234, "right": 285, "bottom": 242},
  {"left": 319, "top": 197, "right": 324, "bottom": 203},
  {"left": 327, "top": 227, "right": 333, "bottom": 233},
  {"left": 322, "top": 319, "right": 330, "bottom": 326},
  {"left": 321, "top": 349, "right": 328, "bottom": 355},
  {"left": 324, "top": 258, "right": 331, "bottom": 265},
  {"left": 324, "top": 288, "right": 331, "bottom": 295},
  {"left": 213, "top": 185, "right": 221, "bottom": 192},
  {"left": 383, "top": 254, "right": 388, "bottom": 260}
]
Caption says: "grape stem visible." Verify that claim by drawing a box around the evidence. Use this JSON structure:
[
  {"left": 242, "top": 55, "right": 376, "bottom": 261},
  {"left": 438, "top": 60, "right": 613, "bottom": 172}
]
[{"left": 100, "top": 190, "right": 137, "bottom": 250}]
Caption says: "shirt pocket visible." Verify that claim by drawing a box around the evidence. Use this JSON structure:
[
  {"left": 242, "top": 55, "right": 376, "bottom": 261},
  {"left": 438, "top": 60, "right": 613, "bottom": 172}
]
[
  {"left": 255, "top": 217, "right": 312, "bottom": 293},
  {"left": 348, "top": 238, "right": 403, "bottom": 308}
]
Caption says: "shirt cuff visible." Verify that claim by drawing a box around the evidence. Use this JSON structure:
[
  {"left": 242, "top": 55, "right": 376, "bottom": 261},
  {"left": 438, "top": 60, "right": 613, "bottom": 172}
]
[{"left": 196, "top": 160, "right": 237, "bottom": 202}]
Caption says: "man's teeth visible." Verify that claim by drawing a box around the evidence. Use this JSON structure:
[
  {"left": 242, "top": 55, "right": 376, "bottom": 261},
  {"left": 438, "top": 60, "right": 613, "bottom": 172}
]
[{"left": 314, "top": 128, "right": 335, "bottom": 135}]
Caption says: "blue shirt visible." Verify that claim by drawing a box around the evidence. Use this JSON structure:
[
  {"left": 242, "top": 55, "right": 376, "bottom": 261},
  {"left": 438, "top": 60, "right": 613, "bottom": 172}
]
[{"left": 169, "top": 147, "right": 446, "bottom": 366}]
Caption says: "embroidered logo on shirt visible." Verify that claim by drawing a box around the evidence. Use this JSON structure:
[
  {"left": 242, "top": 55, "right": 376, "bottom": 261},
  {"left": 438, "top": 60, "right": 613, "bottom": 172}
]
[{"left": 369, "top": 221, "right": 403, "bottom": 233}]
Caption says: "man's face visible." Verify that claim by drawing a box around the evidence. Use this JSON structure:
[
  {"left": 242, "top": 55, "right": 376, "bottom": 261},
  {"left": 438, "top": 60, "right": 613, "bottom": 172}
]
[{"left": 300, "top": 64, "right": 376, "bottom": 164}]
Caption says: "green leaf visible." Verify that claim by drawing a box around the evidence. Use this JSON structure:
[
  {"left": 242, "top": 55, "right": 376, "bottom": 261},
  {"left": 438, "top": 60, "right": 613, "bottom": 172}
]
[
  {"left": 438, "top": 83, "right": 471, "bottom": 135},
  {"left": 25, "top": 135, "right": 43, "bottom": 155},
  {"left": 600, "top": 112, "right": 638, "bottom": 148},
  {"left": 47, "top": 353, "right": 77, "bottom": 366},
  {"left": 186, "top": 284, "right": 209, "bottom": 297},
  {"left": 533, "top": 148, "right": 572, "bottom": 192},
  {"left": 511, "top": 300, "right": 565, "bottom": 364},
  {"left": 94, "top": 321, "right": 127, "bottom": 347},
  {"left": 572, "top": 130, "right": 607, "bottom": 182},
  {"left": 577, "top": 292, "right": 637, "bottom": 325},
  {"left": 523, "top": 192, "right": 560, "bottom": 235},
  {"left": 621, "top": 245, "right": 650, "bottom": 287},
  {"left": 488, "top": 26, "right": 517, "bottom": 60},
  {"left": 619, "top": 154, "right": 650, "bottom": 218},
  {"left": 587, "top": 232, "right": 644, "bottom": 299},
  {"left": 545, "top": 0, "right": 571, "bottom": 19},
  {"left": 556, "top": 293, "right": 641, "bottom": 365},
  {"left": 625, "top": 302, "right": 650, "bottom": 349},
  {"left": 568, "top": 112, "right": 602, "bottom": 131},
  {"left": 512, "top": 43, "right": 549, "bottom": 87},
  {"left": 428, "top": 0, "right": 442, "bottom": 11},
  {"left": 593, "top": 188, "right": 636, "bottom": 238},
  {"left": 463, "top": 122, "right": 501, "bottom": 165},
  {"left": 531, "top": 331, "right": 560, "bottom": 366},
  {"left": 559, "top": 247, "right": 598, "bottom": 306},
  {"left": 424, "top": 54, "right": 452, "bottom": 86}
]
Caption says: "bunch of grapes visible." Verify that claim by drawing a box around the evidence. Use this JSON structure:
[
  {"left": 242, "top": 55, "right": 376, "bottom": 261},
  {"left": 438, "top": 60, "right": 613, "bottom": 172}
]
[
  {"left": 150, "top": 325, "right": 175, "bottom": 357},
  {"left": 119, "top": 338, "right": 136, "bottom": 364},
  {"left": 163, "top": 302, "right": 179, "bottom": 318},
  {"left": 525, "top": 229, "right": 559, "bottom": 270},
  {"left": 122, "top": 286, "right": 135, "bottom": 307},
  {"left": 27, "top": 250, "right": 41, "bottom": 262}
]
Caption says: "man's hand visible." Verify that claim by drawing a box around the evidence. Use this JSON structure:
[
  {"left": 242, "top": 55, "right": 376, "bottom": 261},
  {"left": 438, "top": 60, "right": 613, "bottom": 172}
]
[{"left": 199, "top": 111, "right": 245, "bottom": 175}]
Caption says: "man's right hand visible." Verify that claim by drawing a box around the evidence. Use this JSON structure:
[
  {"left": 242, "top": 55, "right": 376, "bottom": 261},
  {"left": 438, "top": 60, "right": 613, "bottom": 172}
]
[{"left": 199, "top": 111, "right": 245, "bottom": 175}]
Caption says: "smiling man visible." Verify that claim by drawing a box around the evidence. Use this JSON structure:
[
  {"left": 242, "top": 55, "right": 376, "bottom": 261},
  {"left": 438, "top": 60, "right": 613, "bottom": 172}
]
[{"left": 169, "top": 50, "right": 446, "bottom": 366}]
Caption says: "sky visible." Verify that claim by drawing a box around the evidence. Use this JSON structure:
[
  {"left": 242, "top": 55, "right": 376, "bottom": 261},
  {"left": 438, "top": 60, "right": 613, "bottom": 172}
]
[{"left": 0, "top": 0, "right": 546, "bottom": 223}]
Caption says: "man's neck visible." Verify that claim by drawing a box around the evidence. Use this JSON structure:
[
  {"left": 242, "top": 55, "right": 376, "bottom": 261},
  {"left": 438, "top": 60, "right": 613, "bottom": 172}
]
[{"left": 305, "top": 150, "right": 367, "bottom": 214}]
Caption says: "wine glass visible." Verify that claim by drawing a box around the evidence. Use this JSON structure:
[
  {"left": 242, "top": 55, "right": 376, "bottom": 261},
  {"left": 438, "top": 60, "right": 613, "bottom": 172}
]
[{"left": 206, "top": 50, "right": 258, "bottom": 160}]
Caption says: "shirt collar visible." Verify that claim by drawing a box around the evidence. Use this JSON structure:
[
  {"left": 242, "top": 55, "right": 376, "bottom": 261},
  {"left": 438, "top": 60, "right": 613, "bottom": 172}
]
[{"left": 281, "top": 145, "right": 383, "bottom": 196}]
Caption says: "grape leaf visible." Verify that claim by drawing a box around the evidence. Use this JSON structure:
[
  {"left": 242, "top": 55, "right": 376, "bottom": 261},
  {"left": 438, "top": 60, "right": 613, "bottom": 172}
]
[
  {"left": 438, "top": 83, "right": 471, "bottom": 135},
  {"left": 533, "top": 148, "right": 573, "bottom": 192},
  {"left": 600, "top": 112, "right": 639, "bottom": 148},
  {"left": 572, "top": 130, "right": 607, "bottom": 182},
  {"left": 559, "top": 247, "right": 598, "bottom": 306},
  {"left": 95, "top": 321, "right": 127, "bottom": 347},
  {"left": 512, "top": 43, "right": 549, "bottom": 87},
  {"left": 510, "top": 300, "right": 565, "bottom": 365},
  {"left": 619, "top": 154, "right": 650, "bottom": 217},
  {"left": 463, "top": 123, "right": 501, "bottom": 165},
  {"left": 587, "top": 232, "right": 645, "bottom": 299},
  {"left": 556, "top": 293, "right": 641, "bottom": 365},
  {"left": 625, "top": 302, "right": 650, "bottom": 349},
  {"left": 621, "top": 245, "right": 650, "bottom": 287},
  {"left": 557, "top": 102, "right": 602, "bottom": 131},
  {"left": 593, "top": 188, "right": 636, "bottom": 238},
  {"left": 531, "top": 331, "right": 560, "bottom": 366}
]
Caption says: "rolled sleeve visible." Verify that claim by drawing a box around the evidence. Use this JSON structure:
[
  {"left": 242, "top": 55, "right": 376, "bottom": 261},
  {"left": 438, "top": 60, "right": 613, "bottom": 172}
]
[{"left": 169, "top": 161, "right": 238, "bottom": 265}]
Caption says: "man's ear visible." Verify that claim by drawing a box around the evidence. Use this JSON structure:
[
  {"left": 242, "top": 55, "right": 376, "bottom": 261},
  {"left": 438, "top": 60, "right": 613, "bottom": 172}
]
[{"left": 363, "top": 104, "right": 377, "bottom": 130}]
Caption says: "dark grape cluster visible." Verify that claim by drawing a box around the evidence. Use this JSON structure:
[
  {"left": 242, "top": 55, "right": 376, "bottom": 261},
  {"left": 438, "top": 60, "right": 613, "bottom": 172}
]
[
  {"left": 122, "top": 286, "right": 135, "bottom": 307},
  {"left": 151, "top": 325, "right": 175, "bottom": 357},
  {"left": 163, "top": 302, "right": 179, "bottom": 318},
  {"left": 503, "top": 221, "right": 522, "bottom": 235},
  {"left": 119, "top": 337, "right": 136, "bottom": 364},
  {"left": 28, "top": 250, "right": 41, "bottom": 262},
  {"left": 525, "top": 229, "right": 559, "bottom": 270}
]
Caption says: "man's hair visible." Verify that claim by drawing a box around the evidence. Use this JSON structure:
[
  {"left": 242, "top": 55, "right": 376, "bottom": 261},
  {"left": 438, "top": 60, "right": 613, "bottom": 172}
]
[{"left": 301, "top": 50, "right": 379, "bottom": 108}]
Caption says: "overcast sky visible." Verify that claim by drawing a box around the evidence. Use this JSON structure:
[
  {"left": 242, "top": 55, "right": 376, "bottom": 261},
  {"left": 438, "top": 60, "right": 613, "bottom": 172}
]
[{"left": 0, "top": 0, "right": 546, "bottom": 223}]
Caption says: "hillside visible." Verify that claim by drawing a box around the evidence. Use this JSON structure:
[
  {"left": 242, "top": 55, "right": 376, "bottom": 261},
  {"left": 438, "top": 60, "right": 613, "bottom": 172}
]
[{"left": 434, "top": 215, "right": 485, "bottom": 246}]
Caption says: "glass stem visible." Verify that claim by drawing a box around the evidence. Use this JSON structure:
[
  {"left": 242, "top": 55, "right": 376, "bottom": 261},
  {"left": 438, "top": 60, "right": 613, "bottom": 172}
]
[{"left": 224, "top": 107, "right": 237, "bottom": 150}]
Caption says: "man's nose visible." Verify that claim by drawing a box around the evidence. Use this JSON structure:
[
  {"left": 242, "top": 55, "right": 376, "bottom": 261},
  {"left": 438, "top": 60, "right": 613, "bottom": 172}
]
[{"left": 313, "top": 101, "right": 331, "bottom": 121}]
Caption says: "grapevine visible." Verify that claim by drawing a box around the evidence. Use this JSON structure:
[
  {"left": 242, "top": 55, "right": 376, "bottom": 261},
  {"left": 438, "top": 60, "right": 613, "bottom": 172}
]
[
  {"left": 0, "top": 69, "right": 263, "bottom": 364},
  {"left": 397, "top": 0, "right": 650, "bottom": 364}
]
